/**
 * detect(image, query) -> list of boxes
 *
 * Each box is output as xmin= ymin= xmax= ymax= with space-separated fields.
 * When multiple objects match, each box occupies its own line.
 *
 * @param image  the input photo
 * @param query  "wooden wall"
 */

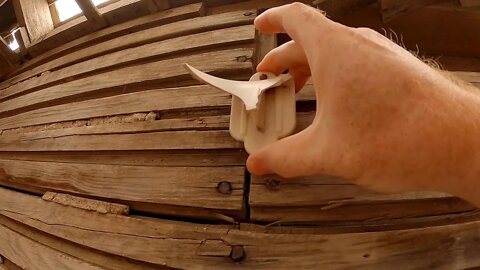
xmin=0 ymin=0 xmax=480 ymax=269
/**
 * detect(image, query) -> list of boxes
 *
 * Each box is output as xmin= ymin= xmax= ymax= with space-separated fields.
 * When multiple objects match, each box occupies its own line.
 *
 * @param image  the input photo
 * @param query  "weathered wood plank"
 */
xmin=1 ymin=3 xmax=202 ymax=87
xmin=0 ymin=130 xmax=242 ymax=151
xmin=4 ymin=9 xmax=255 ymax=88
xmin=1 ymin=187 xmax=480 ymax=269
xmin=12 ymin=0 xmax=54 ymax=43
xmin=0 ymin=48 xmax=253 ymax=116
xmin=75 ymin=0 xmax=107 ymax=29
xmin=42 ymin=191 xmax=130 ymax=215
xmin=0 ymin=150 xmax=248 ymax=167
xmin=25 ymin=0 xmax=161 ymax=58
xmin=0 ymin=215 xmax=159 ymax=270
xmin=249 ymin=174 xmax=475 ymax=222
xmin=0 ymin=224 xmax=105 ymax=270
xmin=0 ymin=159 xmax=244 ymax=210
xmin=0 ymin=25 xmax=254 ymax=101
xmin=0 ymin=85 xmax=231 ymax=131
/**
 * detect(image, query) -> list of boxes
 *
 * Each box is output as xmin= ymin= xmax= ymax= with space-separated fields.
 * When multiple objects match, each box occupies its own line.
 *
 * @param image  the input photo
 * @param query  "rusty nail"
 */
xmin=217 ymin=181 xmax=232 ymax=194
xmin=230 ymin=246 xmax=246 ymax=262
xmin=265 ymin=178 xmax=281 ymax=190
xmin=243 ymin=11 xmax=254 ymax=16
xmin=259 ymin=74 xmax=268 ymax=80
xmin=236 ymin=55 xmax=248 ymax=62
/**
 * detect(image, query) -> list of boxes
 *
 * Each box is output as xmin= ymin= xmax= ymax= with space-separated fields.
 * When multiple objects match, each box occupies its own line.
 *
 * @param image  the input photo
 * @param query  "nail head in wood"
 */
xmin=259 ymin=73 xmax=268 ymax=80
xmin=217 ymin=181 xmax=232 ymax=194
xmin=230 ymin=245 xmax=246 ymax=262
xmin=265 ymin=178 xmax=281 ymax=190
xmin=243 ymin=11 xmax=254 ymax=16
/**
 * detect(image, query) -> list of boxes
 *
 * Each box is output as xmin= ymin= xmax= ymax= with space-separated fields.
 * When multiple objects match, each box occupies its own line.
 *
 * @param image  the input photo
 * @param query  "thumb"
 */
xmin=246 ymin=126 xmax=318 ymax=178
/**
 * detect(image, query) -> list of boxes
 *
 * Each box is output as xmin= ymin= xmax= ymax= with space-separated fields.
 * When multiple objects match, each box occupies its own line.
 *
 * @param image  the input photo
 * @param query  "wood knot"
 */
xmin=265 ymin=178 xmax=281 ymax=190
xmin=230 ymin=245 xmax=246 ymax=262
xmin=259 ymin=73 xmax=268 ymax=80
xmin=217 ymin=181 xmax=232 ymax=194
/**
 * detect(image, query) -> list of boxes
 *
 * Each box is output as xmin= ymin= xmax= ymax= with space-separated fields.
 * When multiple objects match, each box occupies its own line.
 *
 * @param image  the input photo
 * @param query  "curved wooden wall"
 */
xmin=0 ymin=0 xmax=479 ymax=269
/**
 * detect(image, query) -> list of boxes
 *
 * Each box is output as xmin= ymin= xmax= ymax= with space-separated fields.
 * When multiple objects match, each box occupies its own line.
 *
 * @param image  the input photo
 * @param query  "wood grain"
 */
xmin=0 ymin=48 xmax=253 ymax=116
xmin=0 ymin=85 xmax=231 ymax=130
xmin=1 ymin=3 xmax=202 ymax=88
xmin=1 ymin=187 xmax=480 ymax=269
xmin=0 ymin=215 xmax=159 ymax=270
xmin=0 ymin=224 xmax=105 ymax=270
xmin=4 ymin=9 xmax=255 ymax=88
xmin=75 ymin=0 xmax=107 ymax=29
xmin=0 ymin=159 xmax=245 ymax=210
xmin=13 ymin=0 xmax=54 ymax=43
xmin=0 ymin=25 xmax=254 ymax=101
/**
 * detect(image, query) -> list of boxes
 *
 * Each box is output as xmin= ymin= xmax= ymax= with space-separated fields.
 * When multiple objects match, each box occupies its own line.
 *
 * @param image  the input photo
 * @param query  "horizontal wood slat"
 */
xmin=0 ymin=48 xmax=253 ymax=116
xmin=0 ymin=160 xmax=245 ymax=211
xmin=0 ymin=85 xmax=231 ymax=131
xmin=0 ymin=215 xmax=159 ymax=270
xmin=0 ymin=224 xmax=104 ymax=270
xmin=0 ymin=150 xmax=248 ymax=167
xmin=1 ymin=3 xmax=203 ymax=88
xmin=0 ymin=130 xmax=242 ymax=151
xmin=0 ymin=25 xmax=254 ymax=101
xmin=1 ymin=187 xmax=480 ymax=269
xmin=2 ymin=9 xmax=255 ymax=90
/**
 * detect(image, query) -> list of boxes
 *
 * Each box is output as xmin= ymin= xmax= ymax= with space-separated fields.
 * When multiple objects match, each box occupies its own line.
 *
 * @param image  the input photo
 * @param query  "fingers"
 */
xmin=246 ymin=126 xmax=320 ymax=178
xmin=254 ymin=3 xmax=331 ymax=49
xmin=257 ymin=40 xmax=310 ymax=91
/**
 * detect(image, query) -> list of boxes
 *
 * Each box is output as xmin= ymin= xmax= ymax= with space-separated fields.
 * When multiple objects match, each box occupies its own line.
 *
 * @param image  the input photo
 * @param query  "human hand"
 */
xmin=246 ymin=3 xmax=480 ymax=201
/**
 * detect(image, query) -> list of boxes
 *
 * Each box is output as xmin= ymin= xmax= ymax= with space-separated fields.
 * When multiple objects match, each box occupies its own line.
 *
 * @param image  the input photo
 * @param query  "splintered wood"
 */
xmin=1 ymin=0 xmax=480 ymax=269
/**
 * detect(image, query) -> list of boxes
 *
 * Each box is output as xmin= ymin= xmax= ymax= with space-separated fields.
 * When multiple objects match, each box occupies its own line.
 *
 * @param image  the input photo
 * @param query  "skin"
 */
xmin=246 ymin=3 xmax=480 ymax=207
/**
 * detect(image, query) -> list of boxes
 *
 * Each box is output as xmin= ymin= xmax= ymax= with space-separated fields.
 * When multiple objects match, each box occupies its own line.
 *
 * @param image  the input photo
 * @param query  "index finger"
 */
xmin=254 ymin=3 xmax=333 ymax=49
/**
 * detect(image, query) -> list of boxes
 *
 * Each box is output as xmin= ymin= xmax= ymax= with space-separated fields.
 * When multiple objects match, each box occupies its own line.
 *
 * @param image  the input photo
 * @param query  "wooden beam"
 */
xmin=0 ymin=224 xmax=106 ymax=270
xmin=2 ymin=187 xmax=480 ymax=269
xmin=0 ymin=37 xmax=19 ymax=67
xmin=0 ymin=160 xmax=245 ymax=213
xmin=12 ymin=0 xmax=54 ymax=43
xmin=0 ymin=85 xmax=232 ymax=131
xmin=0 ymin=149 xmax=247 ymax=168
xmin=0 ymin=215 xmax=159 ymax=270
xmin=0 ymin=47 xmax=252 ymax=117
xmin=12 ymin=27 xmax=29 ymax=59
xmin=0 ymin=130 xmax=242 ymax=151
xmin=75 ymin=0 xmax=108 ymax=29
xmin=0 ymin=25 xmax=254 ymax=102
xmin=2 ymin=9 xmax=255 ymax=90
xmin=1 ymin=3 xmax=202 ymax=88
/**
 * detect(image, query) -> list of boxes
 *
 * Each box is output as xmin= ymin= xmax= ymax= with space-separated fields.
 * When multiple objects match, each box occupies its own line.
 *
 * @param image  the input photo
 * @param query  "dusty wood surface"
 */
xmin=2 ymin=1 xmax=480 ymax=268
xmin=0 ymin=223 xmax=106 ymax=270
xmin=1 ymin=3 xmax=203 ymax=86
xmin=0 ymin=159 xmax=245 ymax=211
xmin=0 ymin=25 xmax=254 ymax=102
xmin=42 ymin=191 xmax=130 ymax=215
xmin=75 ymin=0 xmax=108 ymax=29
xmin=1 ymin=187 xmax=480 ymax=269
xmin=12 ymin=0 xmax=54 ymax=43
